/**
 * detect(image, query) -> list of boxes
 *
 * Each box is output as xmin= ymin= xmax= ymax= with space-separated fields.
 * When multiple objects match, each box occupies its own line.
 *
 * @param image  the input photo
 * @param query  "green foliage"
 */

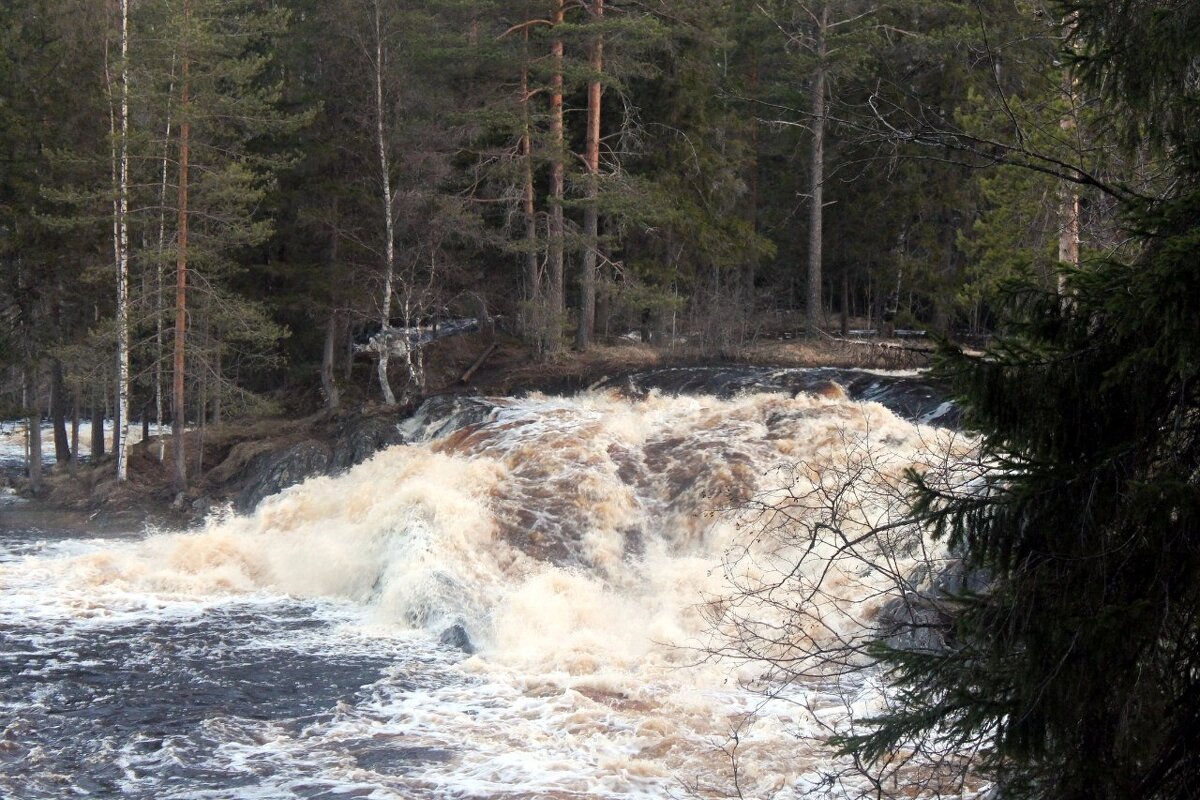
xmin=840 ymin=3 xmax=1200 ymax=796
xmin=957 ymin=164 xmax=1058 ymax=305
xmin=0 ymin=0 xmax=1170 ymax=419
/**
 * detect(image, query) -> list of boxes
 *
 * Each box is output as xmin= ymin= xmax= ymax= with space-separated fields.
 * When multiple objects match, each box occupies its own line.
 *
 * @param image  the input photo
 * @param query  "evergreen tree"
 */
xmin=147 ymin=0 xmax=302 ymax=487
xmin=839 ymin=3 xmax=1200 ymax=798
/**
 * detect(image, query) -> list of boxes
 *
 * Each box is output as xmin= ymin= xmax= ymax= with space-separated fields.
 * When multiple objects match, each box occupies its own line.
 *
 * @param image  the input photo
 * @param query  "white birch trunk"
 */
xmin=373 ymin=0 xmax=397 ymax=405
xmin=400 ymin=290 xmax=423 ymax=393
xmin=156 ymin=56 xmax=175 ymax=462
xmin=115 ymin=0 xmax=131 ymax=480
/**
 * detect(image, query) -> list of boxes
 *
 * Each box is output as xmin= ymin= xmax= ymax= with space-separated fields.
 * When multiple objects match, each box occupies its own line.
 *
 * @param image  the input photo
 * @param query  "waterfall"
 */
xmin=2 ymin=384 xmax=982 ymax=799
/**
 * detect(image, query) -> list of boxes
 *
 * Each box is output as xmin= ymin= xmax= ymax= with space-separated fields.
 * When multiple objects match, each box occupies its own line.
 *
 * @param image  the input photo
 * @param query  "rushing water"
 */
xmin=0 ymin=373 xmax=978 ymax=799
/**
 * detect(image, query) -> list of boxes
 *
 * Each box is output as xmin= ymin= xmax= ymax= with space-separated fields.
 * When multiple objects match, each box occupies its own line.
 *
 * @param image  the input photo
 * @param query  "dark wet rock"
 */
xmin=622 ymin=526 xmax=645 ymax=558
xmin=597 ymin=366 xmax=959 ymax=427
xmin=438 ymin=623 xmax=475 ymax=655
xmin=236 ymin=440 xmax=333 ymax=512
xmin=878 ymin=558 xmax=992 ymax=653
xmin=934 ymin=558 xmax=992 ymax=596
xmin=329 ymin=415 xmax=404 ymax=473
xmin=401 ymin=395 xmax=497 ymax=443
xmin=223 ymin=415 xmax=406 ymax=514
xmin=877 ymin=592 xmax=953 ymax=654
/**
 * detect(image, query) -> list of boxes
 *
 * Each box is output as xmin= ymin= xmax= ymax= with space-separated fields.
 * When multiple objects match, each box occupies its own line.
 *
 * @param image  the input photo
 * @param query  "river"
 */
xmin=0 ymin=369 xmax=979 ymax=799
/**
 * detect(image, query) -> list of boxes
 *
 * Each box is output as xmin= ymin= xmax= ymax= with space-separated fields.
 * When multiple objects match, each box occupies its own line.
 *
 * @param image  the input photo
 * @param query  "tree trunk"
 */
xmin=343 ymin=316 xmax=354 ymax=382
xmin=70 ymin=394 xmax=80 ymax=474
xmin=1057 ymin=36 xmax=1079 ymax=298
xmin=840 ymin=271 xmax=850 ymax=337
xmin=114 ymin=0 xmax=131 ymax=481
xmin=156 ymin=55 xmax=176 ymax=464
xmin=372 ymin=0 xmax=397 ymax=405
xmin=112 ymin=379 xmax=121 ymax=463
xmin=26 ymin=367 xmax=42 ymax=493
xmin=520 ymin=11 xmax=542 ymax=347
xmin=576 ymin=0 xmax=603 ymax=352
xmin=596 ymin=257 xmax=610 ymax=343
xmin=321 ymin=197 xmax=341 ymax=411
xmin=174 ymin=0 xmax=191 ymax=490
xmin=805 ymin=5 xmax=827 ymax=338
xmin=883 ymin=261 xmax=903 ymax=339
xmin=50 ymin=360 xmax=70 ymax=464
xmin=211 ymin=342 xmax=222 ymax=425
xmin=91 ymin=399 xmax=105 ymax=459
xmin=321 ymin=309 xmax=340 ymax=411
xmin=196 ymin=332 xmax=207 ymax=475
xmin=1058 ymin=191 xmax=1080 ymax=265
xmin=547 ymin=0 xmax=566 ymax=337
xmin=745 ymin=50 xmax=760 ymax=318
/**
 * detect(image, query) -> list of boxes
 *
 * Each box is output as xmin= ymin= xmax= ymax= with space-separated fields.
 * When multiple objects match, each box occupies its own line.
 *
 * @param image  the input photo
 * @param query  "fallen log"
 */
xmin=820 ymin=330 xmax=936 ymax=355
xmin=459 ymin=342 xmax=498 ymax=384
xmin=819 ymin=329 xmax=985 ymax=359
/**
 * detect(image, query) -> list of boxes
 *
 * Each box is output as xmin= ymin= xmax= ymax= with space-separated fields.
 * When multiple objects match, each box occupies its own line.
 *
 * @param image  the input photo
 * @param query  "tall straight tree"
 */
xmin=370 ymin=0 xmax=398 ymax=406
xmin=547 ymin=0 xmax=567 ymax=337
xmin=520 ymin=11 xmax=538 ymax=298
xmin=151 ymin=0 xmax=301 ymax=488
xmin=805 ymin=3 xmax=827 ymax=336
xmin=575 ymin=0 xmax=603 ymax=350
xmin=108 ymin=0 xmax=132 ymax=480
xmin=761 ymin=0 xmax=882 ymax=334
xmin=173 ymin=0 xmax=191 ymax=488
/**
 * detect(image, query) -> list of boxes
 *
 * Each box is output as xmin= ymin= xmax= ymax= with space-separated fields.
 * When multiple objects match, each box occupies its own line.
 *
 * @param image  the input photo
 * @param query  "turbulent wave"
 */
xmin=2 ymin=386 xmax=982 ymax=798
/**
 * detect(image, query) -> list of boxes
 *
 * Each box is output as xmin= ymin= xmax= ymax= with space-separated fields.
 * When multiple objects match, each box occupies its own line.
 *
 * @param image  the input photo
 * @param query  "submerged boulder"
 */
xmin=438 ymin=623 xmax=475 ymax=655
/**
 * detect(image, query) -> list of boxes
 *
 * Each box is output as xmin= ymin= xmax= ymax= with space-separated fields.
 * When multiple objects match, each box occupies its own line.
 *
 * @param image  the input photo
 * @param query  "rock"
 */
xmin=934 ymin=558 xmax=992 ymax=595
xmin=328 ymin=415 xmax=405 ymax=473
xmin=438 ymin=623 xmax=475 ymax=655
xmin=400 ymin=396 xmax=496 ymax=443
xmin=877 ymin=592 xmax=952 ymax=653
xmin=235 ymin=440 xmax=332 ymax=512
xmin=877 ymin=558 xmax=992 ymax=653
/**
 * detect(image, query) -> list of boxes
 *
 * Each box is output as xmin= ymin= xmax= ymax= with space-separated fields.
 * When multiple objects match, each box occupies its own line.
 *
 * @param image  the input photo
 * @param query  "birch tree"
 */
xmin=106 ymin=0 xmax=132 ymax=481
xmin=370 ymin=0 xmax=398 ymax=406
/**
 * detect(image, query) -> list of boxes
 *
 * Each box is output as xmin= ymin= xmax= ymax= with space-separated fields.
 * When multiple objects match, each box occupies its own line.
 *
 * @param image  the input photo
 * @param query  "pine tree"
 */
xmin=147 ymin=0 xmax=303 ymax=488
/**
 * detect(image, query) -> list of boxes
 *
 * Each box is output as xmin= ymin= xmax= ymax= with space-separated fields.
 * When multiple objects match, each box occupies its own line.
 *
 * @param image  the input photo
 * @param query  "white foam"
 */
xmin=0 ymin=390 xmax=984 ymax=798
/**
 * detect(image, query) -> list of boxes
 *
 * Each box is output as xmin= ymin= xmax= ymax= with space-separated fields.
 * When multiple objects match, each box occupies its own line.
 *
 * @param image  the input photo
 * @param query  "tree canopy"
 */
xmin=837 ymin=2 xmax=1200 ymax=797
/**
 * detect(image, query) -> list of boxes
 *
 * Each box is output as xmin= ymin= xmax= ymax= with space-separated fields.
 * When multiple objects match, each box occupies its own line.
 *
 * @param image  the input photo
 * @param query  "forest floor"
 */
xmin=6 ymin=332 xmax=935 ymax=532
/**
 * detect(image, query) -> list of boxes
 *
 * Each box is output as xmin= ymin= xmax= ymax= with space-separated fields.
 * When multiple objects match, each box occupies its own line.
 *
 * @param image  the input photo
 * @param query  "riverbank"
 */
xmin=3 ymin=335 xmax=938 ymax=531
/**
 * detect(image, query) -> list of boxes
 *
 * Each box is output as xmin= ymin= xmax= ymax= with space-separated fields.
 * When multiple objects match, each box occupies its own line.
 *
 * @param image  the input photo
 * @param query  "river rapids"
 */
xmin=0 ymin=369 xmax=982 ymax=799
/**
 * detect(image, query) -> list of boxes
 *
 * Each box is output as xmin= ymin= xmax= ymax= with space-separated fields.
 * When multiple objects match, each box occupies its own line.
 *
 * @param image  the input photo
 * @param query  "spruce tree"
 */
xmin=840 ymin=3 xmax=1200 ymax=798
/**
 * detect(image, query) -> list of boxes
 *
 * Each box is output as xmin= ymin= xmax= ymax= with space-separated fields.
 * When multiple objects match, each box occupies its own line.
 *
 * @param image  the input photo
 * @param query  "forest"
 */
xmin=3 ymin=2 xmax=1200 ymax=797
xmin=2 ymin=0 xmax=1123 ymax=486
